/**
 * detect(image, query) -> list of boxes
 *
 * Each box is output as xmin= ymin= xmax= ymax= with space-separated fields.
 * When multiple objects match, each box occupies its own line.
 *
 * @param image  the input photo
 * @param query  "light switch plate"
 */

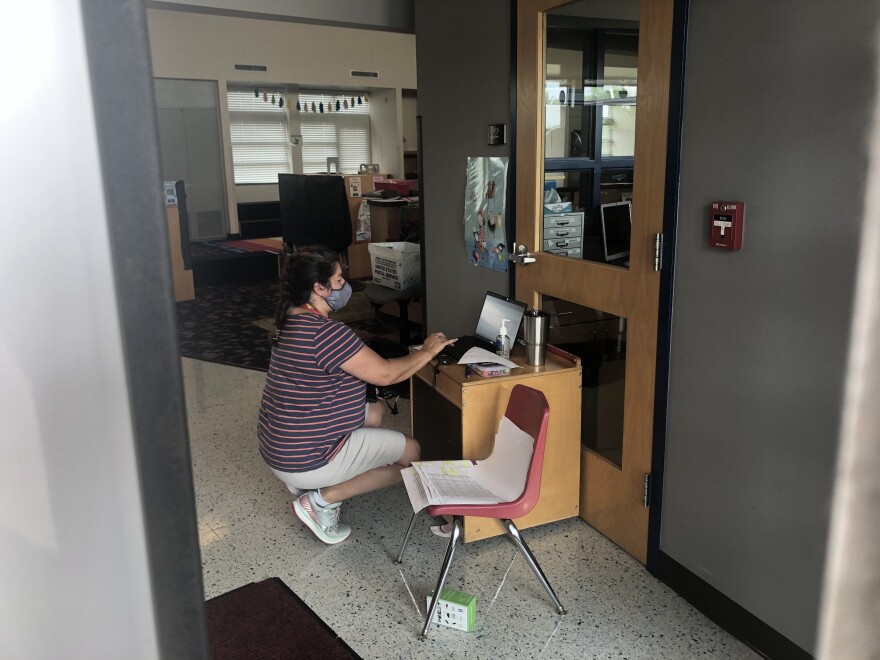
xmin=487 ymin=124 xmax=507 ymax=145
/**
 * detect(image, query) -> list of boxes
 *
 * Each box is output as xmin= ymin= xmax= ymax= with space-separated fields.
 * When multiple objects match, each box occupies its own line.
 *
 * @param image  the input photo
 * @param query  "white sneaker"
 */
xmin=292 ymin=492 xmax=351 ymax=544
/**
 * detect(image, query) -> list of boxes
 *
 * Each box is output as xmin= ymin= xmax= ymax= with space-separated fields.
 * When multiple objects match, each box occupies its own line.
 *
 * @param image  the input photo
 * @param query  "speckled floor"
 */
xmin=184 ymin=357 xmax=760 ymax=659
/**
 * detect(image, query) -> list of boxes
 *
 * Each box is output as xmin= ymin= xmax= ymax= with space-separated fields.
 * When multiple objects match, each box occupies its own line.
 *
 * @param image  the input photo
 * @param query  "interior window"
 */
xmin=227 ymin=87 xmax=291 ymax=184
xmin=297 ymin=91 xmax=371 ymax=175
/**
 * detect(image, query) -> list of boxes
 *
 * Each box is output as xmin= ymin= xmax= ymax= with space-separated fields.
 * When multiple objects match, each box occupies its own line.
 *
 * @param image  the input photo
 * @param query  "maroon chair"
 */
xmin=395 ymin=384 xmax=566 ymax=640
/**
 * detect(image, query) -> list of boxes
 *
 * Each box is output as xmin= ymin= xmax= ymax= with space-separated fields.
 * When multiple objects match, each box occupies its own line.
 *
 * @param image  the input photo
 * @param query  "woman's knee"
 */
xmin=397 ymin=437 xmax=421 ymax=466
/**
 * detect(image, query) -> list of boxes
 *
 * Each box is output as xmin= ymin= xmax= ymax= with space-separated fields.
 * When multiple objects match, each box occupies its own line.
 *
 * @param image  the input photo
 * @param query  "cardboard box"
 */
xmin=368 ymin=242 xmax=421 ymax=290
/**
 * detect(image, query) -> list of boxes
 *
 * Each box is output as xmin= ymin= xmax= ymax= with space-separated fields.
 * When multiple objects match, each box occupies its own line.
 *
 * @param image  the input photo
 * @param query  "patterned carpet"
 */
xmin=175 ymin=278 xmax=417 ymax=372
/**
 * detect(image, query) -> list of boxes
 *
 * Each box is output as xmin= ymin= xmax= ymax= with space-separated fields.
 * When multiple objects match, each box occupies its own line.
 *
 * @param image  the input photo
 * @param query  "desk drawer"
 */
xmin=543 ymin=212 xmax=584 ymax=230
xmin=543 ymin=236 xmax=582 ymax=251
xmin=546 ymin=247 xmax=583 ymax=258
xmin=544 ymin=225 xmax=582 ymax=240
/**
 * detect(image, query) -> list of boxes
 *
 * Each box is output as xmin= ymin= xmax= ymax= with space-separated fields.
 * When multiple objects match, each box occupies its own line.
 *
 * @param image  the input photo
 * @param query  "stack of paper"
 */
xmin=457 ymin=347 xmax=519 ymax=369
xmin=400 ymin=417 xmax=535 ymax=513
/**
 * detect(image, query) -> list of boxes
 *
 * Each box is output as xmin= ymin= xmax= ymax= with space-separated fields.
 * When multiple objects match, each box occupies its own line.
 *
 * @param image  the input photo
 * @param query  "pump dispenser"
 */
xmin=495 ymin=319 xmax=511 ymax=360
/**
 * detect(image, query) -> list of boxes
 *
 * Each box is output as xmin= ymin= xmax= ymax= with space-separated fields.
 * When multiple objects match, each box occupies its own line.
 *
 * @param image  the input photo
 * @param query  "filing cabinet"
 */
xmin=543 ymin=212 xmax=584 ymax=258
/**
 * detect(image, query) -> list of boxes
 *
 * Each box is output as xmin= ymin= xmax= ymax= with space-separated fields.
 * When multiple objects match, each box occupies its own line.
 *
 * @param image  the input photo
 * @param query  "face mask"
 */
xmin=325 ymin=281 xmax=352 ymax=310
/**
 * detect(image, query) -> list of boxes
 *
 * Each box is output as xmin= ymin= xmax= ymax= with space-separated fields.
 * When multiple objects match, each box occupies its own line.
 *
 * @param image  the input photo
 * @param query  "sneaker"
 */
xmin=285 ymin=484 xmax=304 ymax=498
xmin=292 ymin=492 xmax=351 ymax=544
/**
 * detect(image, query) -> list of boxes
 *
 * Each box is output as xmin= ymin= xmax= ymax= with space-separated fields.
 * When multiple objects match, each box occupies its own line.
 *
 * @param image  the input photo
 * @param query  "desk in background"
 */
xmin=166 ymin=204 xmax=194 ymax=301
xmin=410 ymin=346 xmax=582 ymax=542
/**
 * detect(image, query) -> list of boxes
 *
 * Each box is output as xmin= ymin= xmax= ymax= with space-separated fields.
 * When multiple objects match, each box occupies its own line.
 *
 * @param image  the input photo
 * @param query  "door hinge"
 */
xmin=653 ymin=233 xmax=664 ymax=272
xmin=643 ymin=473 xmax=652 ymax=508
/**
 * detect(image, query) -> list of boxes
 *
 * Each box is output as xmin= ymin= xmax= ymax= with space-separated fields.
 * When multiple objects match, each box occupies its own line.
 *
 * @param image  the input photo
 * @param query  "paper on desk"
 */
xmin=399 ymin=419 xmax=535 ymax=513
xmin=457 ymin=347 xmax=519 ymax=369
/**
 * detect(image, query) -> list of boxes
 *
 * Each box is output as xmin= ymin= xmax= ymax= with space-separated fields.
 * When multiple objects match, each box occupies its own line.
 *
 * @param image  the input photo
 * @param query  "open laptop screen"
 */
xmin=474 ymin=292 xmax=527 ymax=342
xmin=601 ymin=201 xmax=632 ymax=262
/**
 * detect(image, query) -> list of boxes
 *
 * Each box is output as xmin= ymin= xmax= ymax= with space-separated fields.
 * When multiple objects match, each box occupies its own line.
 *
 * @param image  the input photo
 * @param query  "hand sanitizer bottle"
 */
xmin=495 ymin=319 xmax=511 ymax=360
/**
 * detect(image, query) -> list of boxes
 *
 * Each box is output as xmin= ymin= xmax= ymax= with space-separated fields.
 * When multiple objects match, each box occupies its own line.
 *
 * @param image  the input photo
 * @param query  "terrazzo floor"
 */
xmin=184 ymin=357 xmax=761 ymax=660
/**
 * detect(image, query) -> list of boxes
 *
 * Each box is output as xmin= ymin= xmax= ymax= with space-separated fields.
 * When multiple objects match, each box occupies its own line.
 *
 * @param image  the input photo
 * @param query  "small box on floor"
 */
xmin=427 ymin=588 xmax=476 ymax=632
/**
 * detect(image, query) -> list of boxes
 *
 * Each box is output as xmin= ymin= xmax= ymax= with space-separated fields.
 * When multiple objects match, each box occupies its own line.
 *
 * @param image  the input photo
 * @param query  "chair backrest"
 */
xmin=426 ymin=384 xmax=550 ymax=521
xmin=497 ymin=384 xmax=550 ymax=519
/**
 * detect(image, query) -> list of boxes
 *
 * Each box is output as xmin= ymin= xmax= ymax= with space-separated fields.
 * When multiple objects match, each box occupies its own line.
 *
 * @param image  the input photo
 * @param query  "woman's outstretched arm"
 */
xmin=340 ymin=331 xmax=456 ymax=386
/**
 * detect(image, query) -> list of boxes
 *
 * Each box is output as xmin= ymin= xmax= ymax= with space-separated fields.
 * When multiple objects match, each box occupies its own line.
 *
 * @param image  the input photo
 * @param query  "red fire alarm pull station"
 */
xmin=710 ymin=201 xmax=744 ymax=251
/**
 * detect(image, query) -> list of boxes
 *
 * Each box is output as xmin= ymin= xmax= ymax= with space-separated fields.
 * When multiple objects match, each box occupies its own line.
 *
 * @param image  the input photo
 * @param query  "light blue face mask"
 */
xmin=326 ymin=281 xmax=352 ymax=310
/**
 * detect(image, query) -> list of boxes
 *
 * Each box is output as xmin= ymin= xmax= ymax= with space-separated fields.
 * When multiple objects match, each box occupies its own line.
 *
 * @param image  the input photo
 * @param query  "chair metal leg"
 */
xmin=395 ymin=511 xmax=420 ymax=564
xmin=419 ymin=517 xmax=462 ymax=641
xmin=502 ymin=519 xmax=567 ymax=615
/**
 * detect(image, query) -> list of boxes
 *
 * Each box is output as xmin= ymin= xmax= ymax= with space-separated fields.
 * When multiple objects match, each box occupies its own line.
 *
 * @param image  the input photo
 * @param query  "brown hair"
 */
xmin=272 ymin=246 xmax=340 ymax=340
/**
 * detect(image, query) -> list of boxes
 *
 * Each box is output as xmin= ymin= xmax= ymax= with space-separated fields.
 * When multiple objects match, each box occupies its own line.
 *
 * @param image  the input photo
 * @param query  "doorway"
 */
xmin=154 ymin=78 xmax=229 ymax=241
xmin=515 ymin=0 xmax=678 ymax=564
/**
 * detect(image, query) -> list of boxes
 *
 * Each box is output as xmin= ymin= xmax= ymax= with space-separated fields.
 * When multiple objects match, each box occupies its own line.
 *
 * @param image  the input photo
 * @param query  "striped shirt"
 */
xmin=258 ymin=311 xmax=366 ymax=472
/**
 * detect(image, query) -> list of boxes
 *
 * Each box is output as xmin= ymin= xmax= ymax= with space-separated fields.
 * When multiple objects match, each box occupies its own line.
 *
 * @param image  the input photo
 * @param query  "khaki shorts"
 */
xmin=271 ymin=425 xmax=406 ymax=492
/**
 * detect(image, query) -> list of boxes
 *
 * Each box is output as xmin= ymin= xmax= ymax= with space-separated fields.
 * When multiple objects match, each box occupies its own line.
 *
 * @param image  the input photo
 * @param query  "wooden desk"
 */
xmin=410 ymin=347 xmax=582 ymax=542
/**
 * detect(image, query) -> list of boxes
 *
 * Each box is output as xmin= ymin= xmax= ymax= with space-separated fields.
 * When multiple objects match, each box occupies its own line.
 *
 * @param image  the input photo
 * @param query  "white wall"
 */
xmin=369 ymin=88 xmax=404 ymax=176
xmin=402 ymin=95 xmax=418 ymax=152
xmin=1 ymin=1 xmax=158 ymax=657
xmin=146 ymin=8 xmax=417 ymax=232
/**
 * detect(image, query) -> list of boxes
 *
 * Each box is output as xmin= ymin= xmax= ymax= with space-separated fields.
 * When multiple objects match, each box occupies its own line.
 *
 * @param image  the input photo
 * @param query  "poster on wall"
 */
xmin=463 ymin=156 xmax=508 ymax=272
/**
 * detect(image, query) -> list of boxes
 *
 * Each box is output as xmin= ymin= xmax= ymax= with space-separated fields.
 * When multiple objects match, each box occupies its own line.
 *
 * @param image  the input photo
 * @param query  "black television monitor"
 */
xmin=600 ymin=201 xmax=632 ymax=263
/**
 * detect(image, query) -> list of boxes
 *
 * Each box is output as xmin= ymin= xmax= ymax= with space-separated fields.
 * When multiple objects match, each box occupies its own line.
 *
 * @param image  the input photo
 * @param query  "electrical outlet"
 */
xmin=426 ymin=588 xmax=476 ymax=632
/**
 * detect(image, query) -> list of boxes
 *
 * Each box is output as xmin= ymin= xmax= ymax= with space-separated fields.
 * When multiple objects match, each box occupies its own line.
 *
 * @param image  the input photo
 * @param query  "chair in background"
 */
xmin=364 ymin=282 xmax=420 ymax=348
xmin=394 ymin=384 xmax=566 ymax=640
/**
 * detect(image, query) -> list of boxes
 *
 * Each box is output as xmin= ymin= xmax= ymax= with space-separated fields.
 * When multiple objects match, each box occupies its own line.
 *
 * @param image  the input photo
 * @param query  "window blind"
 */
xmin=298 ymin=92 xmax=370 ymax=174
xmin=227 ymin=88 xmax=290 ymax=184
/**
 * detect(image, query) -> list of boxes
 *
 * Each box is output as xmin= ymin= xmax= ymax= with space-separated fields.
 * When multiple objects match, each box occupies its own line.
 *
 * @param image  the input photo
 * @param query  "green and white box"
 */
xmin=426 ymin=588 xmax=476 ymax=632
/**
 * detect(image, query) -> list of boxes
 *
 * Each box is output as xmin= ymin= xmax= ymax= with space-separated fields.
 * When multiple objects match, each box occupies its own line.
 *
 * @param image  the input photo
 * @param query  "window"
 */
xmin=298 ymin=91 xmax=371 ymax=174
xmin=227 ymin=88 xmax=290 ymax=184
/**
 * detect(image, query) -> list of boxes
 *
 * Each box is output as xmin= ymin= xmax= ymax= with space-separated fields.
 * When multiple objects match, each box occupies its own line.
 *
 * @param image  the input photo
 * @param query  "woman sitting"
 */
xmin=258 ymin=246 xmax=455 ymax=544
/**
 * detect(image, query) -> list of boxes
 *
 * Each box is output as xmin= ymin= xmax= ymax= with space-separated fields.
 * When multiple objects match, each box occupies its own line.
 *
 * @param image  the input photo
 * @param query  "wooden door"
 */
xmin=515 ymin=0 xmax=674 ymax=563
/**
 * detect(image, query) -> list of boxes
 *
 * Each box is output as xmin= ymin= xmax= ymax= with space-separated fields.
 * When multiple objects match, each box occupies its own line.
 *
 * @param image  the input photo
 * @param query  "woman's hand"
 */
xmin=421 ymin=332 xmax=457 ymax=357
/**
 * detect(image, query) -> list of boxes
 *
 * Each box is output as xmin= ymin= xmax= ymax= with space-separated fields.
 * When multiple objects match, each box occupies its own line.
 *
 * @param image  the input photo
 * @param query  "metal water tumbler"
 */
xmin=523 ymin=309 xmax=550 ymax=366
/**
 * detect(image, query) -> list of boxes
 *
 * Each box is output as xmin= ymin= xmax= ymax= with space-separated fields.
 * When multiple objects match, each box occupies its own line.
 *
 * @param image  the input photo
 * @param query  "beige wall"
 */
xmin=146 ymin=9 xmax=416 ymax=233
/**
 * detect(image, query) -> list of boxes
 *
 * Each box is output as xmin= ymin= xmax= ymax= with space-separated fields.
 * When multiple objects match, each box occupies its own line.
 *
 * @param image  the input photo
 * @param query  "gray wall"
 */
xmin=415 ymin=0 xmax=512 ymax=337
xmin=661 ymin=0 xmax=878 ymax=653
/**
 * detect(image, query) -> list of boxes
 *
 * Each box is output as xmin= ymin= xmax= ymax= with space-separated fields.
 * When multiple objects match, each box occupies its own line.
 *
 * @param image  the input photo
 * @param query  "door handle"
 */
xmin=509 ymin=243 xmax=536 ymax=265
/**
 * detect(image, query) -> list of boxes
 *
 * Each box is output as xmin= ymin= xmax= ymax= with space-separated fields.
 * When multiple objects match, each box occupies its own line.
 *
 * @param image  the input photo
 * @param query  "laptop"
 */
xmin=442 ymin=291 xmax=528 ymax=361
xmin=600 ymin=201 xmax=632 ymax=265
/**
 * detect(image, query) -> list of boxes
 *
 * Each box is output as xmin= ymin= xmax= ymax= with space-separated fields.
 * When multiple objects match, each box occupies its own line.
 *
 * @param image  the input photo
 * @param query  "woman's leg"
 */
xmin=364 ymin=401 xmax=385 ymax=428
xmin=320 ymin=437 xmax=419 ymax=503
